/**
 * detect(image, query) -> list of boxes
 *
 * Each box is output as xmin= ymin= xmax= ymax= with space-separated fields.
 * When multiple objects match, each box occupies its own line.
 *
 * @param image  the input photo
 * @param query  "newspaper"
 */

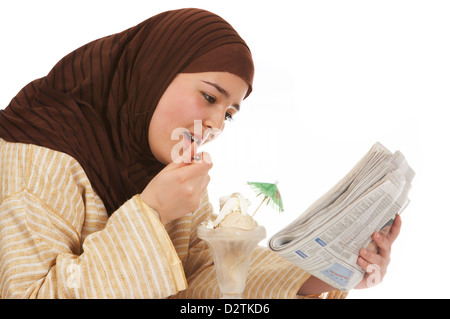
xmin=268 ymin=142 xmax=415 ymax=292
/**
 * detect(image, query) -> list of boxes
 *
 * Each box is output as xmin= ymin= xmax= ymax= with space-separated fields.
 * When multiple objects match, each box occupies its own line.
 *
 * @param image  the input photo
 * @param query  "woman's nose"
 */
xmin=204 ymin=105 xmax=226 ymax=130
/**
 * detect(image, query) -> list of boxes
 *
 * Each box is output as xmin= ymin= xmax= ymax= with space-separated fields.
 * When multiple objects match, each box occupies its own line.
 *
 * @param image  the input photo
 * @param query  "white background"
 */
xmin=1 ymin=0 xmax=449 ymax=299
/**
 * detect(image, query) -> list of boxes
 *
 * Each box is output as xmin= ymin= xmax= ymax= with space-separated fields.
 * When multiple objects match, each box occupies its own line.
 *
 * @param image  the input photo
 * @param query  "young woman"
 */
xmin=0 ymin=8 xmax=400 ymax=298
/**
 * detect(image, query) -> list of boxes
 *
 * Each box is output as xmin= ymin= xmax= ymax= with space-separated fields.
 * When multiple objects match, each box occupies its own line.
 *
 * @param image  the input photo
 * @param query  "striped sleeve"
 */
xmin=60 ymin=194 xmax=187 ymax=298
xmin=0 ymin=140 xmax=186 ymax=298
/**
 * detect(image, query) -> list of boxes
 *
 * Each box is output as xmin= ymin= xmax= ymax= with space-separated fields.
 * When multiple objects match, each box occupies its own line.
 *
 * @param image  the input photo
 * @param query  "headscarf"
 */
xmin=0 ymin=8 xmax=254 ymax=215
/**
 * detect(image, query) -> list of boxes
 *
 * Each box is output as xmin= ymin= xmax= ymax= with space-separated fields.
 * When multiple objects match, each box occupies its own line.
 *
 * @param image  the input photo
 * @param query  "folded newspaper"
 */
xmin=268 ymin=142 xmax=415 ymax=292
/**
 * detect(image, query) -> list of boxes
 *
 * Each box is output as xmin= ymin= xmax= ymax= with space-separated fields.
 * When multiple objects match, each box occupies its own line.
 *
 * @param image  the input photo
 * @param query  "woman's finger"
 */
xmin=359 ymin=248 xmax=382 ymax=269
xmin=387 ymin=214 xmax=402 ymax=242
xmin=365 ymin=240 xmax=378 ymax=254
xmin=372 ymin=232 xmax=391 ymax=258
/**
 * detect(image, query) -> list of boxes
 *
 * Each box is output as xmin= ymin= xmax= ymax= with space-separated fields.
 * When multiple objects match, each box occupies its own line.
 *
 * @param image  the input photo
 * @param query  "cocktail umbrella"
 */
xmin=247 ymin=181 xmax=284 ymax=217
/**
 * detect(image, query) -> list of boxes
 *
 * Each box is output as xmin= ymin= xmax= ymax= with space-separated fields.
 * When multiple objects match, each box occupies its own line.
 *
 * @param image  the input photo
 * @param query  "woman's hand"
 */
xmin=140 ymin=148 xmax=213 ymax=225
xmin=298 ymin=214 xmax=402 ymax=295
xmin=355 ymin=214 xmax=402 ymax=289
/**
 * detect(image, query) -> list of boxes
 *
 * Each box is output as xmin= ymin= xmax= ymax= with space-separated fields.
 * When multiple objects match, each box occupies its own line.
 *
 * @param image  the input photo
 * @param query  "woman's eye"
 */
xmin=225 ymin=112 xmax=233 ymax=122
xmin=202 ymin=93 xmax=216 ymax=104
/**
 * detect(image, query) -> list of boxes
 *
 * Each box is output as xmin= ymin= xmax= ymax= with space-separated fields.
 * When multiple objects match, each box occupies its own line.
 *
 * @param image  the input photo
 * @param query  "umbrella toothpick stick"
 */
xmin=251 ymin=196 xmax=268 ymax=217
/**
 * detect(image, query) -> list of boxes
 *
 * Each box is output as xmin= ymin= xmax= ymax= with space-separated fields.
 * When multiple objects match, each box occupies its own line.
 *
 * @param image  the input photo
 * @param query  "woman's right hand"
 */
xmin=140 ymin=150 xmax=213 ymax=225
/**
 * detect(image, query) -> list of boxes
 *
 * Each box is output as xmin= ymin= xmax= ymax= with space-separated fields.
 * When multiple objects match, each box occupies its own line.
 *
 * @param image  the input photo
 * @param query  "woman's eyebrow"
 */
xmin=201 ymin=80 xmax=240 ymax=110
xmin=201 ymin=80 xmax=229 ymax=98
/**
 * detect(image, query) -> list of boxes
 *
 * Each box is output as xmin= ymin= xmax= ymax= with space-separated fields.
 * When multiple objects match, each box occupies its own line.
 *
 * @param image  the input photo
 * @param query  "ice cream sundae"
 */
xmin=198 ymin=193 xmax=266 ymax=299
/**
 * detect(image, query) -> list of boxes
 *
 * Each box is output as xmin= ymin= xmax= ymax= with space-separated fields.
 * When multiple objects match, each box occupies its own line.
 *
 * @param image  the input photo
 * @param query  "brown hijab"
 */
xmin=0 ymin=8 xmax=254 ymax=215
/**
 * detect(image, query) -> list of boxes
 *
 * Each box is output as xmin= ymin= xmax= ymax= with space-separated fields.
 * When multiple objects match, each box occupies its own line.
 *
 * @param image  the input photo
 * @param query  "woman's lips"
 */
xmin=183 ymin=131 xmax=202 ymax=147
xmin=191 ymin=133 xmax=203 ymax=145
xmin=184 ymin=129 xmax=221 ymax=147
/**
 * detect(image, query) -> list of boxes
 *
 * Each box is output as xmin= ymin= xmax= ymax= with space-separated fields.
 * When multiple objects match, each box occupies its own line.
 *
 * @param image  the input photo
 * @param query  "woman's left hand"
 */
xmin=355 ymin=214 xmax=402 ymax=289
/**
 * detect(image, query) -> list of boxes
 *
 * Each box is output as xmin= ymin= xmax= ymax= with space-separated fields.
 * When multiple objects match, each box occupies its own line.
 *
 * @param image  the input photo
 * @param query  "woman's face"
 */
xmin=148 ymin=72 xmax=248 ymax=164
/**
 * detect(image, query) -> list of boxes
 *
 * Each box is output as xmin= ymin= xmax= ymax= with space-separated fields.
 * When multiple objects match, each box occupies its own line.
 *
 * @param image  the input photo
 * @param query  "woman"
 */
xmin=0 ymin=8 xmax=399 ymax=298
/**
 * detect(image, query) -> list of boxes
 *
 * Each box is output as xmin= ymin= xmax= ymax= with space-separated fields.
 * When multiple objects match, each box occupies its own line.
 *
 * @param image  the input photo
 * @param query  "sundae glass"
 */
xmin=197 ymin=193 xmax=266 ymax=299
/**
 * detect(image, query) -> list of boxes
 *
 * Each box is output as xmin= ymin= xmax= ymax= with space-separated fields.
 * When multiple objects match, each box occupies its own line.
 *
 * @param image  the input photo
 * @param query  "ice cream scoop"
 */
xmin=206 ymin=192 xmax=256 ymax=230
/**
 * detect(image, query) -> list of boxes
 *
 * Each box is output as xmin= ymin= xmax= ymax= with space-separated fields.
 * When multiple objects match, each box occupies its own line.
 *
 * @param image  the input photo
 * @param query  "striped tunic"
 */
xmin=0 ymin=138 xmax=346 ymax=299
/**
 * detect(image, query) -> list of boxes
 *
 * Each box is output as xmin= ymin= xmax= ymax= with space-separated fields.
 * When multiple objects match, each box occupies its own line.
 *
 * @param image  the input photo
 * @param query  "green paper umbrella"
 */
xmin=247 ymin=181 xmax=284 ymax=217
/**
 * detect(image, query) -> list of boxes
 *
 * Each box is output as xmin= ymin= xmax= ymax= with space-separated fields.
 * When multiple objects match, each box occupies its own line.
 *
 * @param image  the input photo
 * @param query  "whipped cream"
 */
xmin=201 ymin=192 xmax=256 ymax=230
